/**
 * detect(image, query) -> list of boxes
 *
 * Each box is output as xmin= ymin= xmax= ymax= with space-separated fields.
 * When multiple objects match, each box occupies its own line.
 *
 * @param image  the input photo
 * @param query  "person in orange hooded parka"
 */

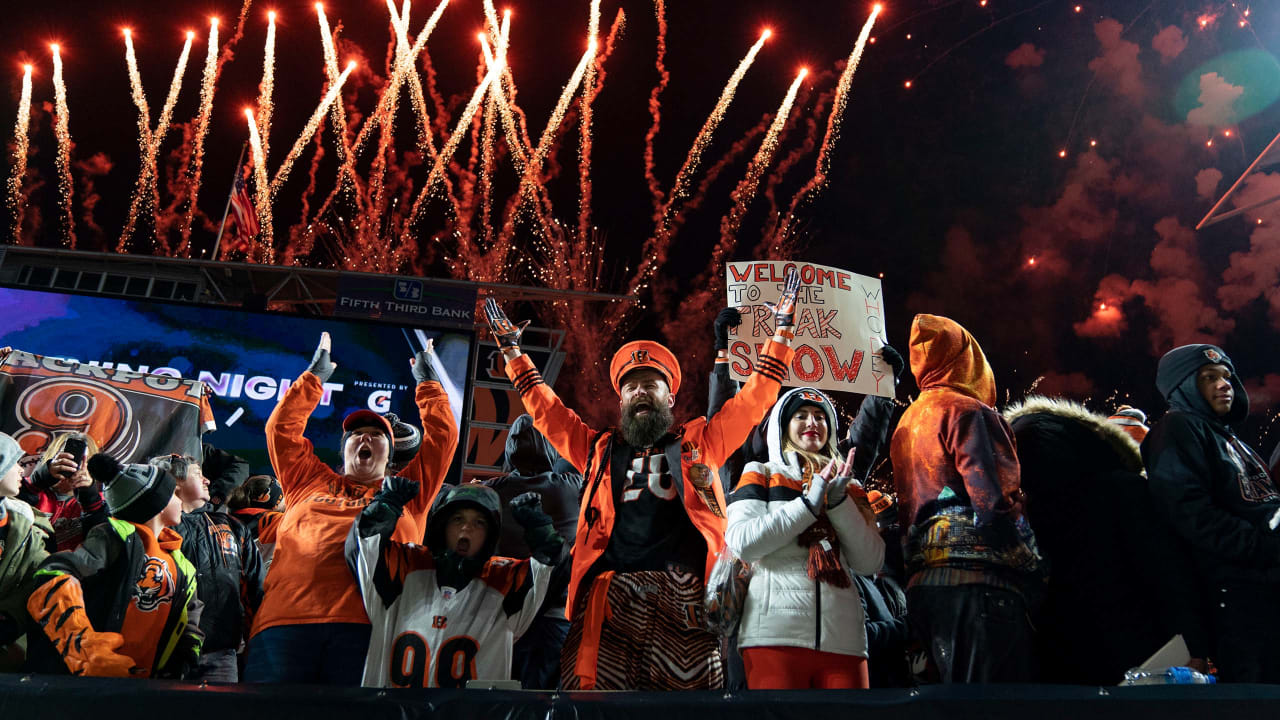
xmin=889 ymin=314 xmax=1043 ymax=683
xmin=482 ymin=274 xmax=799 ymax=691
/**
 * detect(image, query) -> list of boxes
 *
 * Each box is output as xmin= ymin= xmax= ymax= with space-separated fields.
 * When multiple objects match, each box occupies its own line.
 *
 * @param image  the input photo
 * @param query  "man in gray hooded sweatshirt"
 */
xmin=1143 ymin=343 xmax=1280 ymax=682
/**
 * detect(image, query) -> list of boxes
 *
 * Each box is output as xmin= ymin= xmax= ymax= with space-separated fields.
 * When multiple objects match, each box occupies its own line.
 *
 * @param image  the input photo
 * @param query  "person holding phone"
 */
xmin=21 ymin=432 xmax=108 ymax=552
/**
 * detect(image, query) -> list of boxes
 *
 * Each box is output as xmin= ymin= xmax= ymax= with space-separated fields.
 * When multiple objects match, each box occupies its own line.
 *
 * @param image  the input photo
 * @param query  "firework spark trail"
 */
xmin=401 ymin=41 xmax=501 ymax=239
xmin=272 ymin=61 xmax=356 ymax=193
xmin=643 ymin=0 xmax=669 ymax=216
xmin=256 ymin=11 xmax=278 ymax=163
xmin=511 ymin=39 xmax=595 ymax=219
xmin=178 ymin=18 xmax=221 ymax=255
xmin=123 ymin=31 xmax=153 ymax=149
xmin=9 ymin=64 xmax=33 ymax=242
xmin=352 ymin=0 xmax=449 ymax=156
xmin=482 ymin=6 xmax=528 ymax=173
xmin=577 ymin=0 xmax=602 ymax=239
xmin=119 ymin=31 xmax=194 ymax=253
xmin=480 ymin=93 xmax=497 ymax=247
xmin=660 ymin=30 xmax=769 ymax=229
xmin=716 ymin=68 xmax=806 ymax=261
xmin=51 ymin=44 xmax=76 ymax=247
xmin=762 ymin=81 xmax=834 ymax=240
xmin=776 ymin=5 xmax=879 ymax=245
xmin=244 ymin=109 xmax=274 ymax=262
xmin=316 ymin=3 xmax=360 ymax=197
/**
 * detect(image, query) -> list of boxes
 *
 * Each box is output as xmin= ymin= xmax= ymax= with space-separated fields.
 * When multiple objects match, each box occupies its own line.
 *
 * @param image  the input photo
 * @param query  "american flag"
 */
xmin=226 ymin=167 xmax=259 ymax=253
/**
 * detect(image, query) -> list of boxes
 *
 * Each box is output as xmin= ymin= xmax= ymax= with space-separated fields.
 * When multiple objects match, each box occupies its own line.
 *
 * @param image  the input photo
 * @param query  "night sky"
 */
xmin=4 ymin=0 xmax=1280 ymax=450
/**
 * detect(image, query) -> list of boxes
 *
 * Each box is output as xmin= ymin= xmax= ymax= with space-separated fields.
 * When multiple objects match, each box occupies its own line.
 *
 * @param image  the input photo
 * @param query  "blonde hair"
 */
xmin=782 ymin=440 xmax=840 ymax=476
xmin=39 ymin=432 xmax=100 ymax=463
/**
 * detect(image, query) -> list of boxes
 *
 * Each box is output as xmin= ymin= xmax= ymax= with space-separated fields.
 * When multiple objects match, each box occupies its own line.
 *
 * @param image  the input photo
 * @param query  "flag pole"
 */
xmin=212 ymin=142 xmax=249 ymax=260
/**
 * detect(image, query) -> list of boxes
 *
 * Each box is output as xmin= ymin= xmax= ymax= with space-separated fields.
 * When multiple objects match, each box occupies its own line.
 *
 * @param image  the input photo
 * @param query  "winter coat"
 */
xmin=725 ymin=388 xmax=885 ymax=657
xmin=484 ymin=414 xmax=583 ymax=561
xmin=505 ymin=338 xmax=795 ymax=617
xmin=252 ymin=371 xmax=458 ymax=636
xmin=0 ymin=498 xmax=51 ymax=646
xmin=853 ymin=573 xmax=911 ymax=688
xmin=1144 ymin=344 xmax=1280 ymax=590
xmin=27 ymin=518 xmax=203 ymax=678
xmin=175 ymin=505 xmax=265 ymax=653
xmin=1007 ymin=396 xmax=1208 ymax=681
xmin=889 ymin=315 xmax=1041 ymax=592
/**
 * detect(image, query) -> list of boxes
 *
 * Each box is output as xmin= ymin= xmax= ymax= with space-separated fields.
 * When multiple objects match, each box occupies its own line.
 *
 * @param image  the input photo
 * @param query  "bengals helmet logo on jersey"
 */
xmin=133 ymin=556 xmax=176 ymax=612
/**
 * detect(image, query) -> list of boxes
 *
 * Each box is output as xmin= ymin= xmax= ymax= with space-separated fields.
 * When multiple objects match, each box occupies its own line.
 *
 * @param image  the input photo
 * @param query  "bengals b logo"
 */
xmin=133 ymin=556 xmax=176 ymax=612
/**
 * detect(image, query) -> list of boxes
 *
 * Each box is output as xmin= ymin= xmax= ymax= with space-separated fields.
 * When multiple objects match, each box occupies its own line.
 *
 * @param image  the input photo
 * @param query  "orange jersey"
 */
xmin=506 ymin=338 xmax=794 ymax=617
xmin=251 ymin=372 xmax=458 ymax=635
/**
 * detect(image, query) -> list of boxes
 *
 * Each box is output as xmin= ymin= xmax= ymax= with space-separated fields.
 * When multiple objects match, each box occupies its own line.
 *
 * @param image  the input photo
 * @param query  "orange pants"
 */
xmin=741 ymin=646 xmax=869 ymax=689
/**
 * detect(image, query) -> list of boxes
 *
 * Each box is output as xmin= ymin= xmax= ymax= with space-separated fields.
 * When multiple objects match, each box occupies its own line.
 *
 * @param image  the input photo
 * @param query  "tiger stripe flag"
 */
xmin=0 ymin=348 xmax=216 ymax=462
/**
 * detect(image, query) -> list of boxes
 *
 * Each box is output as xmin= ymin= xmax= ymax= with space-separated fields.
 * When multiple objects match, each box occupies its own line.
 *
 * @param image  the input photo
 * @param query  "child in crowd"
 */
xmin=346 ymin=480 xmax=566 ymax=688
xmin=25 ymin=453 xmax=203 ymax=678
xmin=0 ymin=432 xmax=51 ymax=671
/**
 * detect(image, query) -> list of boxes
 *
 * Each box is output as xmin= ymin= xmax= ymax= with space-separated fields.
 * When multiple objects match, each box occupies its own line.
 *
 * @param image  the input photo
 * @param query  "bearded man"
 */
xmin=482 ymin=271 xmax=799 ymax=690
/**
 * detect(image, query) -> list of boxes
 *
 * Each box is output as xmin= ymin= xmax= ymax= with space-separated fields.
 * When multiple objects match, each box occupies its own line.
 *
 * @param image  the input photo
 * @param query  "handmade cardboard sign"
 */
xmin=725 ymin=260 xmax=892 ymax=397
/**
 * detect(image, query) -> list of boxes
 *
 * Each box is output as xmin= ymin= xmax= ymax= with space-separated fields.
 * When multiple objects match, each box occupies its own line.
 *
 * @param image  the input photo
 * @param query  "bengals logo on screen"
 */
xmin=133 ymin=556 xmax=176 ymax=613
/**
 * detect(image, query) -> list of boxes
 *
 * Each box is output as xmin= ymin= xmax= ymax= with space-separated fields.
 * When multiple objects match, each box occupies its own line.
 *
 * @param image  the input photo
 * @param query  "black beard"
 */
xmin=619 ymin=399 xmax=675 ymax=447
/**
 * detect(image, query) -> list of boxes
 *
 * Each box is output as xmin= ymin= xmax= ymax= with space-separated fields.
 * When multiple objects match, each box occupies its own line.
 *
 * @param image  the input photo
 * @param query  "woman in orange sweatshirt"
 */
xmin=243 ymin=332 xmax=458 ymax=685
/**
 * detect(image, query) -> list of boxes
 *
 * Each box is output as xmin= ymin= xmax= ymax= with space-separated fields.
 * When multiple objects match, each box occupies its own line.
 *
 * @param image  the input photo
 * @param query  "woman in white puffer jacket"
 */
xmin=725 ymin=387 xmax=885 ymax=689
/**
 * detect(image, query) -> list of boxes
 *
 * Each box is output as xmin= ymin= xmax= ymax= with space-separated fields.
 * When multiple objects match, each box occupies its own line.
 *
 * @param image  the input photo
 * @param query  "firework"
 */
xmin=119 ymin=31 xmax=195 ymax=251
xmin=661 ymin=29 xmax=770 ymax=228
xmin=179 ymin=18 xmax=221 ymax=253
xmin=123 ymin=30 xmax=152 ymax=148
xmin=519 ymin=39 xmax=596 ymax=201
xmin=272 ymin=61 xmax=356 ymax=194
xmin=315 ymin=4 xmax=355 ymax=169
xmin=719 ymin=68 xmax=807 ymax=248
xmin=402 ymin=36 xmax=502 ymax=234
xmin=643 ymin=0 xmax=669 ymax=215
xmin=244 ymin=108 xmax=274 ymax=262
xmin=51 ymin=44 xmax=75 ymax=247
xmin=9 ymin=64 xmax=33 ymax=242
xmin=256 ymin=11 xmax=278 ymax=163
xmin=578 ymin=0 xmax=602 ymax=238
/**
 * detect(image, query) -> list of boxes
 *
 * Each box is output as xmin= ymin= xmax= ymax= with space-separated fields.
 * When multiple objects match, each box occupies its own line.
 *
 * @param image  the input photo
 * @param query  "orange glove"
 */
xmin=27 ymin=574 xmax=136 ymax=677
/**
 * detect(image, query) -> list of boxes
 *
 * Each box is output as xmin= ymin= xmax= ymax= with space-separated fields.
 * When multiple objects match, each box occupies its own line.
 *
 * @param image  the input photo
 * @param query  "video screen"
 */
xmin=0 ymin=286 xmax=472 ymax=477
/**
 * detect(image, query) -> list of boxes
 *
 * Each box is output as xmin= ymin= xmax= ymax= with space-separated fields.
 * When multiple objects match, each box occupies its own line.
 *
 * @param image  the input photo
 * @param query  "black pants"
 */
xmin=907 ymin=584 xmax=1034 ymax=683
xmin=512 ymin=614 xmax=570 ymax=690
xmin=1213 ymin=582 xmax=1280 ymax=683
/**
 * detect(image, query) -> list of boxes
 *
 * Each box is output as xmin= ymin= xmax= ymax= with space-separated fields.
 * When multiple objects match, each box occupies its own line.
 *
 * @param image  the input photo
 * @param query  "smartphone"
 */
xmin=63 ymin=437 xmax=88 ymax=466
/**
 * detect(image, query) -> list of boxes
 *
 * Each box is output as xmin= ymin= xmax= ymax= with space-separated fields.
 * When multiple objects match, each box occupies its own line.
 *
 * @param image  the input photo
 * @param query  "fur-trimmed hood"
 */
xmin=1004 ymin=396 xmax=1143 ymax=474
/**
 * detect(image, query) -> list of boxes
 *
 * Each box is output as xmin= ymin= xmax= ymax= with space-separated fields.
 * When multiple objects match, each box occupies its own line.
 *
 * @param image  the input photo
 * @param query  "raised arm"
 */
xmin=698 ymin=270 xmax=802 ymax=467
xmin=398 ymin=340 xmax=461 ymax=530
xmin=345 ymin=477 xmax=431 ymax=613
xmin=484 ymin=298 xmax=599 ymax=472
xmin=266 ymin=333 xmax=340 ymax=505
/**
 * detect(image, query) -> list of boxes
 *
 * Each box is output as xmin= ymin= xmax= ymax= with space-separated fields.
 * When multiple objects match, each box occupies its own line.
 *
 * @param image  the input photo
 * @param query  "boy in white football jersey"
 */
xmin=345 ymin=479 xmax=566 ymax=688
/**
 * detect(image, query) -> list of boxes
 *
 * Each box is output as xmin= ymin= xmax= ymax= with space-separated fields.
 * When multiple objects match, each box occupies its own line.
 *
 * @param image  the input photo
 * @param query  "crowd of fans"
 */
xmin=2 ymin=270 xmax=1278 ymax=690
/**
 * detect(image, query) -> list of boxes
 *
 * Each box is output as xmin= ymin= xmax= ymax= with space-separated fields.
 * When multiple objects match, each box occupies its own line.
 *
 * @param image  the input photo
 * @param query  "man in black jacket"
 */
xmin=153 ymin=452 xmax=265 ymax=683
xmin=1144 ymin=344 xmax=1280 ymax=683
xmin=482 ymin=415 xmax=582 ymax=689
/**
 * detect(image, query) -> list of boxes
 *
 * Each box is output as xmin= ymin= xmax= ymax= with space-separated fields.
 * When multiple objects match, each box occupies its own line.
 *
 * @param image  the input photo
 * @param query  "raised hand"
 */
xmin=764 ymin=268 xmax=802 ymax=329
xmin=825 ymin=447 xmax=859 ymax=507
xmin=410 ymin=338 xmax=438 ymax=384
xmin=307 ymin=332 xmax=337 ymax=382
xmin=374 ymin=476 xmax=419 ymax=509
xmin=878 ymin=343 xmax=905 ymax=380
xmin=510 ymin=491 xmax=552 ymax=529
xmin=483 ymin=298 xmax=530 ymax=349
xmin=713 ymin=307 xmax=742 ymax=351
xmin=803 ymin=466 xmax=830 ymax=517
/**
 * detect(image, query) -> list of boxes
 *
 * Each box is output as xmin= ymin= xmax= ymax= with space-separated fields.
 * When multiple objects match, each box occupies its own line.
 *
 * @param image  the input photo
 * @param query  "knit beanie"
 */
xmin=88 ymin=453 xmax=176 ymax=524
xmin=1107 ymin=405 xmax=1150 ymax=444
xmin=384 ymin=412 xmax=422 ymax=466
xmin=0 ymin=432 xmax=22 ymax=478
xmin=245 ymin=475 xmax=283 ymax=510
xmin=780 ymin=388 xmax=835 ymax=430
